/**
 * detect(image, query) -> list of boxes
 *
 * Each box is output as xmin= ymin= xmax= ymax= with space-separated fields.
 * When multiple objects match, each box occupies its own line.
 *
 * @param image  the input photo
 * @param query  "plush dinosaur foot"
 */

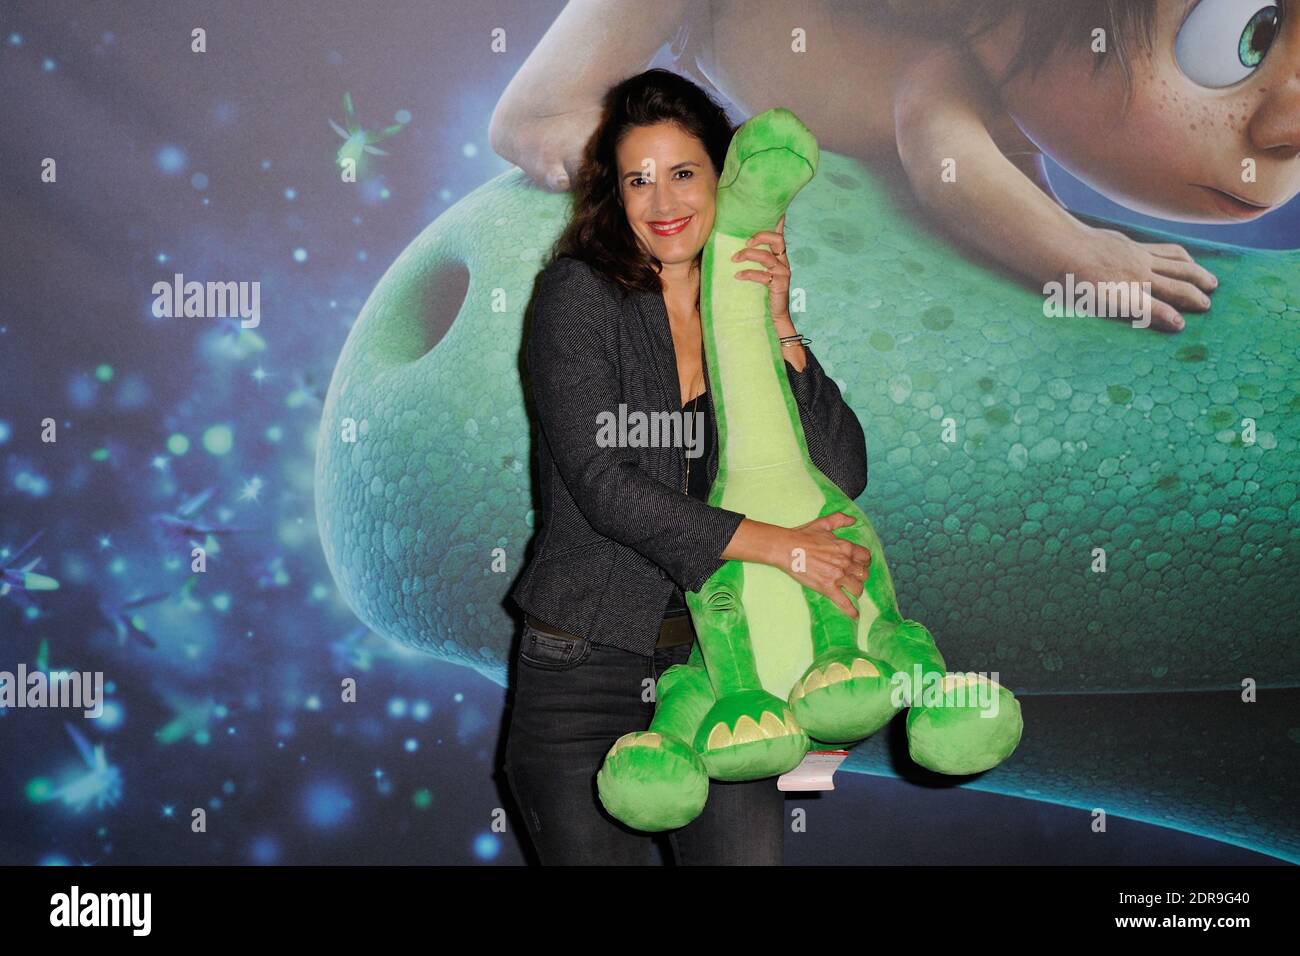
xmin=789 ymin=649 xmax=901 ymax=744
xmin=596 ymin=730 xmax=710 ymax=832
xmin=870 ymin=619 xmax=946 ymax=697
xmin=905 ymin=673 xmax=1025 ymax=775
xmin=694 ymin=689 xmax=809 ymax=781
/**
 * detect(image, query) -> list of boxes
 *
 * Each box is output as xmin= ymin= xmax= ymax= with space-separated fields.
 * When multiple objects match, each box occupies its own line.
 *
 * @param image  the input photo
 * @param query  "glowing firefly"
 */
xmin=330 ymin=92 xmax=407 ymax=172
xmin=0 ymin=530 xmax=59 ymax=610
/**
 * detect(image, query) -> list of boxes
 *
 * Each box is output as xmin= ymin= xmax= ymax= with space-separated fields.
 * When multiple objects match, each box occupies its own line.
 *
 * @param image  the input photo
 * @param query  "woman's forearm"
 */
xmin=772 ymin=313 xmax=807 ymax=371
xmin=719 ymin=517 xmax=789 ymax=569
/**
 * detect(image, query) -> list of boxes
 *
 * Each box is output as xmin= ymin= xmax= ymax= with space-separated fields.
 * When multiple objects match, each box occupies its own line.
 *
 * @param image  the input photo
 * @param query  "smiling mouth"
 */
xmin=648 ymin=215 xmax=692 ymax=236
xmin=1194 ymin=184 xmax=1273 ymax=220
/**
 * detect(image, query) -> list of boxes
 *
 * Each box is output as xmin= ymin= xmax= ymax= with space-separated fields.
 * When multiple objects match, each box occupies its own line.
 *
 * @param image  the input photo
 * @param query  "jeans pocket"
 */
xmin=517 ymin=623 xmax=594 ymax=671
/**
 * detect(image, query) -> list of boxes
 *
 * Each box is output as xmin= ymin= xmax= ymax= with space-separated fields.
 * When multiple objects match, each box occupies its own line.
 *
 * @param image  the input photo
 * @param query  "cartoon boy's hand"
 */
xmin=1073 ymin=225 xmax=1219 ymax=332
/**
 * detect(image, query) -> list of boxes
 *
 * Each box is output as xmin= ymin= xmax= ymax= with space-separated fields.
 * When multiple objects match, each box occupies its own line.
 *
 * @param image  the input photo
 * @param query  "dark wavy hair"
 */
xmin=546 ymin=68 xmax=735 ymax=300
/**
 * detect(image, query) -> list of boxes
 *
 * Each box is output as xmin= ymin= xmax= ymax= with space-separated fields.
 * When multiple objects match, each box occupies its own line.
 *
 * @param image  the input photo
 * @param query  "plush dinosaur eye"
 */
xmin=1176 ymin=0 xmax=1281 ymax=88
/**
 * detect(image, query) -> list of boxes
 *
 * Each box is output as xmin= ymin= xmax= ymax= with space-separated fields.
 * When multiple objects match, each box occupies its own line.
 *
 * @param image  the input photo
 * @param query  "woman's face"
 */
xmin=615 ymin=121 xmax=717 ymax=269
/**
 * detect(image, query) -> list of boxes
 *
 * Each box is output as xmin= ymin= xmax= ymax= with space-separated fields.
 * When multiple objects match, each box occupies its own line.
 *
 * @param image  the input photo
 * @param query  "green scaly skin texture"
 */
xmin=595 ymin=109 xmax=1023 ymax=831
xmin=316 ymin=119 xmax=1300 ymax=852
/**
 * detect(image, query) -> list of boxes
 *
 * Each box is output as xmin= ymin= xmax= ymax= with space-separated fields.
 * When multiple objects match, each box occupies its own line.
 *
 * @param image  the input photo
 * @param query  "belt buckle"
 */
xmin=656 ymin=614 xmax=694 ymax=649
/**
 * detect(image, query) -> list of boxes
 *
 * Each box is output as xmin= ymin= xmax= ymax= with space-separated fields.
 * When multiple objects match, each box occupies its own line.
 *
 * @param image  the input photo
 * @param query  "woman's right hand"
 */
xmin=772 ymin=513 xmax=871 ymax=619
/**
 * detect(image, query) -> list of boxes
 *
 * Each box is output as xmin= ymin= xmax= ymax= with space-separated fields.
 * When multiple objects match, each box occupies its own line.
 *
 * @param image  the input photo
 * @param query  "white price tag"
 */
xmin=776 ymin=749 xmax=850 ymax=791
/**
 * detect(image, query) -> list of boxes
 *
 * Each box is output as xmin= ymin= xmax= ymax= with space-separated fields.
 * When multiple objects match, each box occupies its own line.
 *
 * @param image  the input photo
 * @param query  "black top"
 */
xmin=664 ymin=387 xmax=713 ymax=618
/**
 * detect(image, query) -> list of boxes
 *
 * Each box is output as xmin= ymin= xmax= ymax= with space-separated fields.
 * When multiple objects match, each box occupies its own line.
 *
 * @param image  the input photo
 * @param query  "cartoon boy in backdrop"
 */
xmin=490 ymin=0 xmax=1300 ymax=332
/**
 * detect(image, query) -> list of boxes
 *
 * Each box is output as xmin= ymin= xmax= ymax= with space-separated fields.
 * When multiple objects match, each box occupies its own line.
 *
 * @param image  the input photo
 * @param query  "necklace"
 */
xmin=683 ymin=338 xmax=705 ymax=494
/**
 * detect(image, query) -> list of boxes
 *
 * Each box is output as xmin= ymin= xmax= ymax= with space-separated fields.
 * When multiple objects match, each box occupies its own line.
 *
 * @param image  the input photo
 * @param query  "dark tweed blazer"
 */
xmin=510 ymin=255 xmax=868 ymax=657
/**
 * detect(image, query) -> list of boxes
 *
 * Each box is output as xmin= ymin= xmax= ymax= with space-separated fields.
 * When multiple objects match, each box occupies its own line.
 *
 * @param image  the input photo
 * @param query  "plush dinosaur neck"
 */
xmin=700 ymin=111 xmax=819 ymax=481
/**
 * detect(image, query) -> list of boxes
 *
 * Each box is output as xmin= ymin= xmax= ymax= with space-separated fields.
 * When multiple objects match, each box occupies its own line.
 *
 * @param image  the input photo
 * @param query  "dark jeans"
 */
xmin=503 ymin=622 xmax=786 ymax=865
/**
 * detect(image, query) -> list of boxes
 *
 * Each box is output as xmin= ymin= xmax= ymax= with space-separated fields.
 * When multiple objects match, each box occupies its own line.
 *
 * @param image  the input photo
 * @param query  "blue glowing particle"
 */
xmin=191 ymin=172 xmax=208 ymax=190
xmin=403 ymin=738 xmax=418 ymax=753
xmin=293 ymin=247 xmax=307 ymax=263
xmin=42 ymin=58 xmax=56 ymax=72
xmin=387 ymin=697 xmax=408 ymax=718
xmin=302 ymin=780 xmax=354 ymax=828
xmin=284 ymin=186 xmax=296 ymax=200
xmin=8 ymin=33 xmax=22 ymax=47
xmin=96 ymin=700 xmax=124 ymax=730
xmin=248 ymin=835 xmax=280 ymax=865
xmin=156 ymin=145 xmax=187 ymax=174
xmin=394 ymin=109 xmax=412 ymax=124
xmin=474 ymin=833 xmax=501 ymax=861
xmin=12 ymin=468 xmax=50 ymax=497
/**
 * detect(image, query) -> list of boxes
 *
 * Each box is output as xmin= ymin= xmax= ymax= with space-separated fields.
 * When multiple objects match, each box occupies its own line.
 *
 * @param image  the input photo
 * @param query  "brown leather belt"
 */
xmin=526 ymin=612 xmax=694 ymax=649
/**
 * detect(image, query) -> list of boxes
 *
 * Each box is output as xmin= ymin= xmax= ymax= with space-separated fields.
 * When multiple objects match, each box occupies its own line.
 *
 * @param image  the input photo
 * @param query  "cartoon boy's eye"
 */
xmin=1176 ymin=0 xmax=1281 ymax=88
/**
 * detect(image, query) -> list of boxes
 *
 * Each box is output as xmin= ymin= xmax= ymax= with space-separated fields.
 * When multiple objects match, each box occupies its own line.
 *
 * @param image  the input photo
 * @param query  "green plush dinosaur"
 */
xmin=595 ymin=109 xmax=1023 ymax=833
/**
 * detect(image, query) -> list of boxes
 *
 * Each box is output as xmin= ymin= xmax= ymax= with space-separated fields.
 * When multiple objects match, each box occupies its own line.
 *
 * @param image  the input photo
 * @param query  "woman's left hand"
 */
xmin=730 ymin=215 xmax=806 ymax=369
xmin=731 ymin=214 xmax=791 ymax=323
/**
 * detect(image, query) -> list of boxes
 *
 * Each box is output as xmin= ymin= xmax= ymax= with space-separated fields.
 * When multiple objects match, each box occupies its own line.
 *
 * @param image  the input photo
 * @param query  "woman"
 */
xmin=504 ymin=69 xmax=872 ymax=865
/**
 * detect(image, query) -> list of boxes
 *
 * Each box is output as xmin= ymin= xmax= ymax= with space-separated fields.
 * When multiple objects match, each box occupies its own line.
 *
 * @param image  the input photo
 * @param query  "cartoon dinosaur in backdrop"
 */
xmin=314 ymin=109 xmax=1300 ymax=860
xmin=592 ymin=108 xmax=1023 ymax=832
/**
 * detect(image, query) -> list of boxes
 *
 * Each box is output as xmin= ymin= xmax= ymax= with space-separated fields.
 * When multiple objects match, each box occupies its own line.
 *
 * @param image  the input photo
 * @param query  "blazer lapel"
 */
xmin=635 ymin=287 xmax=719 ymax=485
xmin=635 ymin=288 xmax=679 ymax=409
